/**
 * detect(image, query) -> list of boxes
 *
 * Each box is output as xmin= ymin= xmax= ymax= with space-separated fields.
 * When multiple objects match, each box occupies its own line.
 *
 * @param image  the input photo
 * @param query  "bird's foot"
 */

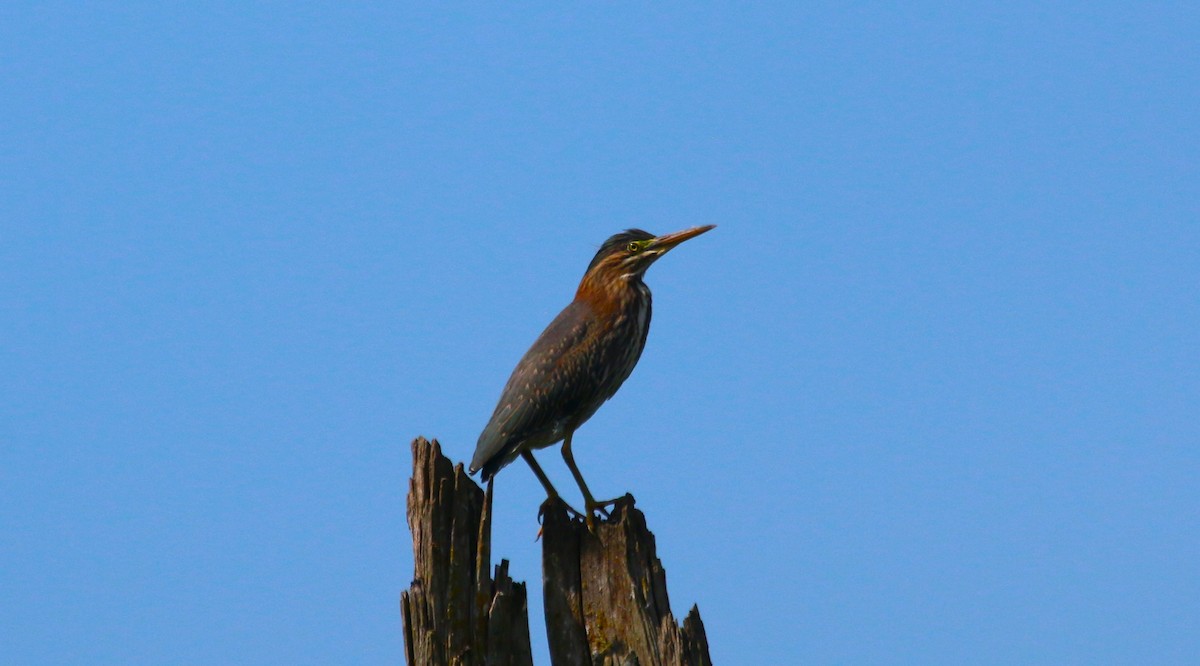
xmin=536 ymin=497 xmax=587 ymax=541
xmin=582 ymin=497 xmax=624 ymax=534
xmin=589 ymin=496 xmax=623 ymax=516
xmin=536 ymin=496 xmax=624 ymax=536
xmin=538 ymin=497 xmax=585 ymax=522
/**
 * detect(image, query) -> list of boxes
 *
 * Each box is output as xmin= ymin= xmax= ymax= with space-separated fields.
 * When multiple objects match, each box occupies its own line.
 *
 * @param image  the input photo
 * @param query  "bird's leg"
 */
xmin=521 ymin=450 xmax=583 ymax=519
xmin=561 ymin=430 xmax=620 ymax=532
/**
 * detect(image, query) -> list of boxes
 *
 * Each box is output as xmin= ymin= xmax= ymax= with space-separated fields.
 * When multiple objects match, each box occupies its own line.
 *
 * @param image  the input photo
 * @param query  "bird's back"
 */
xmin=471 ymin=289 xmax=651 ymax=479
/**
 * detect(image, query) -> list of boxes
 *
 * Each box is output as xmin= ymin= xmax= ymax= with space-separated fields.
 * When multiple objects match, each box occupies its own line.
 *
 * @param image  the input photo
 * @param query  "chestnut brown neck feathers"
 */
xmin=574 ymin=231 xmax=655 ymax=318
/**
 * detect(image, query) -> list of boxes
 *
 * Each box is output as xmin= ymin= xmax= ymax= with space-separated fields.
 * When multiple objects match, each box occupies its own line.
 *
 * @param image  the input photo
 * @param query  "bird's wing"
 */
xmin=471 ymin=300 xmax=599 ymax=477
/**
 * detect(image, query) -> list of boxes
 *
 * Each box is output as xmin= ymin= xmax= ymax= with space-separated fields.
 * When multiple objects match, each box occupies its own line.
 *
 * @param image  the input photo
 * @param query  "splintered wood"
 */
xmin=401 ymin=437 xmax=533 ymax=666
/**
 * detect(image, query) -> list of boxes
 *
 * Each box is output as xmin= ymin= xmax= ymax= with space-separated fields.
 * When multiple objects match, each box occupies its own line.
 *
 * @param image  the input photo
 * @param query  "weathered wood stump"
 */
xmin=541 ymin=497 xmax=711 ymax=666
xmin=401 ymin=437 xmax=533 ymax=665
xmin=401 ymin=437 xmax=711 ymax=665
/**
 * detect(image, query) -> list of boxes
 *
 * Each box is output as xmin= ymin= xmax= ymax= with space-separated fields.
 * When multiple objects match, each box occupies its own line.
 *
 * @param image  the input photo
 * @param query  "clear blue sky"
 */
xmin=3 ymin=3 xmax=1197 ymax=664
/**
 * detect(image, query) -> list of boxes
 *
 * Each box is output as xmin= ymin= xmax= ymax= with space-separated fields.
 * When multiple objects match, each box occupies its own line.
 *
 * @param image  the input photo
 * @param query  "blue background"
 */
xmin=3 ymin=3 xmax=1197 ymax=664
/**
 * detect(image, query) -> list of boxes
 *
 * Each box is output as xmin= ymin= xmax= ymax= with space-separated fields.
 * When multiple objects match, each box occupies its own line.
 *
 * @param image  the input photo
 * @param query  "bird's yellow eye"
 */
xmin=627 ymin=241 xmax=641 ymax=253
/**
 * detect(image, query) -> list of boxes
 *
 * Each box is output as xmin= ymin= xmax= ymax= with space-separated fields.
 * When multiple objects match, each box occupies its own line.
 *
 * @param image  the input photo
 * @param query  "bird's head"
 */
xmin=581 ymin=225 xmax=717 ymax=287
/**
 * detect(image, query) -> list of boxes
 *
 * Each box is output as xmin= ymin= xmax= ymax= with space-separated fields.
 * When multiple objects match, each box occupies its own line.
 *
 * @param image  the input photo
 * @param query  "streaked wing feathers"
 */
xmin=470 ymin=300 xmax=598 ymax=477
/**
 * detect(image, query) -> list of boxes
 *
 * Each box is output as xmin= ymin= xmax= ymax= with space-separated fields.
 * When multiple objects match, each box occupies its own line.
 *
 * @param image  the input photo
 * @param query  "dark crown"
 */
xmin=585 ymin=229 xmax=655 ymax=274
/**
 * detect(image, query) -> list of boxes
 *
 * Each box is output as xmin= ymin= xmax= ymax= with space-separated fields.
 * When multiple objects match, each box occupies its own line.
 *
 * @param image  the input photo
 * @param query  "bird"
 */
xmin=469 ymin=225 xmax=715 ymax=529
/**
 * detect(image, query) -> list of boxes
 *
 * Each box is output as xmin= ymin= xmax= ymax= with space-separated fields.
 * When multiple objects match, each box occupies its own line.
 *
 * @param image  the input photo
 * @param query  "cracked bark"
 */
xmin=401 ymin=437 xmax=533 ymax=666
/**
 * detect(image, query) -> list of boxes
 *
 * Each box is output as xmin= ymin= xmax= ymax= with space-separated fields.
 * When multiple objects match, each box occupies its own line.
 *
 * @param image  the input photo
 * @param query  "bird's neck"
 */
xmin=575 ymin=272 xmax=647 ymax=318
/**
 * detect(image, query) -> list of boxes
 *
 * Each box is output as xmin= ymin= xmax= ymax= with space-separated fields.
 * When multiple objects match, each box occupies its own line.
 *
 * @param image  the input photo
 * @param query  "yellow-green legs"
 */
xmin=560 ymin=430 xmax=621 ymax=532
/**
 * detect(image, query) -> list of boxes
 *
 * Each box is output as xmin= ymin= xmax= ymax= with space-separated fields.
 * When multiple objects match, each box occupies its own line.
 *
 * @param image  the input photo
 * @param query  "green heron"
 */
xmin=469 ymin=225 xmax=715 ymax=528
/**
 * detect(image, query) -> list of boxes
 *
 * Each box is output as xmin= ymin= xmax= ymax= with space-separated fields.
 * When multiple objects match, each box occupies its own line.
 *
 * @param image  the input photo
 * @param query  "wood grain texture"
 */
xmin=402 ymin=437 xmax=533 ymax=666
xmin=541 ymin=496 xmax=712 ymax=666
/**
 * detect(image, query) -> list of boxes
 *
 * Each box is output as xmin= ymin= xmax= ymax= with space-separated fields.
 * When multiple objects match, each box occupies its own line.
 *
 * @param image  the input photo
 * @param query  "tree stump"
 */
xmin=400 ymin=437 xmax=711 ymax=665
xmin=401 ymin=437 xmax=533 ymax=665
xmin=541 ymin=497 xmax=712 ymax=666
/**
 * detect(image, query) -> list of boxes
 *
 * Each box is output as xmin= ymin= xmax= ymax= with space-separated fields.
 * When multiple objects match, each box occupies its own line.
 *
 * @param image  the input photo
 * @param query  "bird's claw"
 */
xmin=584 ymin=505 xmax=608 ymax=534
xmin=582 ymin=498 xmax=623 ymax=534
xmin=590 ymin=497 xmax=622 ymax=515
xmin=537 ymin=497 xmax=588 ymax=539
xmin=557 ymin=502 xmax=588 ymax=523
xmin=538 ymin=496 xmax=623 ymax=536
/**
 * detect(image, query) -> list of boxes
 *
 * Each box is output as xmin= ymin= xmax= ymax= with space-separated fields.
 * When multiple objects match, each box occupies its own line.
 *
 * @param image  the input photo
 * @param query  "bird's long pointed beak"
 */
xmin=649 ymin=224 xmax=716 ymax=252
